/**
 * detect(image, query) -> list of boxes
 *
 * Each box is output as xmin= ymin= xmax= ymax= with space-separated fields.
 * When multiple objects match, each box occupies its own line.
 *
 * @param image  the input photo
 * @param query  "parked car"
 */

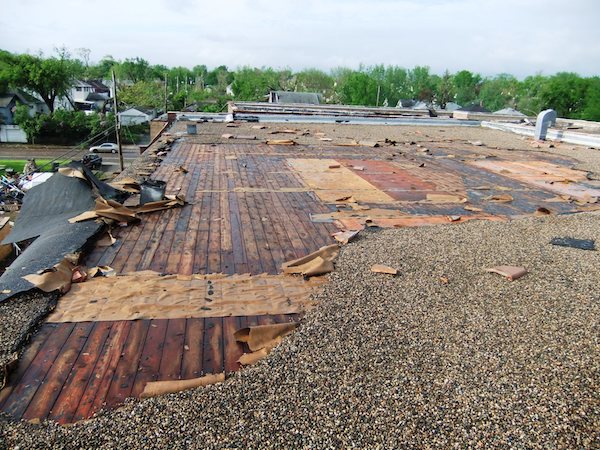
xmin=89 ymin=143 xmax=118 ymax=153
xmin=81 ymin=154 xmax=102 ymax=170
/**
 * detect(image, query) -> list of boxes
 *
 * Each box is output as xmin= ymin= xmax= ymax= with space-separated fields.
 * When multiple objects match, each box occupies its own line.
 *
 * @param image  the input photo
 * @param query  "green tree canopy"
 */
xmin=479 ymin=74 xmax=519 ymax=111
xmin=339 ymin=72 xmax=378 ymax=105
xmin=115 ymin=57 xmax=152 ymax=83
xmin=453 ymin=70 xmax=482 ymax=105
xmin=0 ymin=50 xmax=82 ymax=112
xmin=232 ymin=67 xmax=281 ymax=101
xmin=118 ymin=80 xmax=164 ymax=109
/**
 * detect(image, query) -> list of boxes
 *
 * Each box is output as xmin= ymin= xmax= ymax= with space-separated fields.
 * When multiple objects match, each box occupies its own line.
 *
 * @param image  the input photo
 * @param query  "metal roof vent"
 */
xmin=535 ymin=109 xmax=557 ymax=140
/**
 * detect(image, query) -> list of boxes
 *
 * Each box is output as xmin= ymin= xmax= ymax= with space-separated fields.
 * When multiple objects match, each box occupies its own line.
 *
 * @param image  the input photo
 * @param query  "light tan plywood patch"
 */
xmin=287 ymin=158 xmax=395 ymax=203
xmin=471 ymin=160 xmax=600 ymax=201
xmin=47 ymin=272 xmax=325 ymax=323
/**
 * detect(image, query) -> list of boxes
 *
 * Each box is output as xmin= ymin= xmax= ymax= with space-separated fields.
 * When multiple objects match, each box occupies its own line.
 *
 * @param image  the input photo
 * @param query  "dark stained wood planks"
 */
xmin=84 ymin=142 xmax=336 ymax=276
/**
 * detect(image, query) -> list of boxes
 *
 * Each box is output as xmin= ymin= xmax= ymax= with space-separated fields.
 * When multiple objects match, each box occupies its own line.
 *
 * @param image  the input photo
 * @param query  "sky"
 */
xmin=2 ymin=0 xmax=599 ymax=78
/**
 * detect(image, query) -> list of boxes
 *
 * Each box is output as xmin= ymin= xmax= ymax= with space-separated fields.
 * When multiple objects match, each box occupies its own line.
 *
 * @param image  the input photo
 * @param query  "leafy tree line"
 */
xmin=1 ymin=48 xmax=599 ymax=125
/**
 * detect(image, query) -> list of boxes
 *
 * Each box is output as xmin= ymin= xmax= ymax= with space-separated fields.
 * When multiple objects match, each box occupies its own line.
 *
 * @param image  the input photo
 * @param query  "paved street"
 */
xmin=0 ymin=143 xmax=141 ymax=168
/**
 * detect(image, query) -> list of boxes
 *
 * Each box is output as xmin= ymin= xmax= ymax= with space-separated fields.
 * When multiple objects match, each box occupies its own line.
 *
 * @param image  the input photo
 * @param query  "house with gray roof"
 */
xmin=0 ymin=91 xmax=49 ymax=125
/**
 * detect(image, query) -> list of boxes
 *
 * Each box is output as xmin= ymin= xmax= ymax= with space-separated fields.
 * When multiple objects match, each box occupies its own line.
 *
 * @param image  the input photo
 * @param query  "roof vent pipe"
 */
xmin=535 ymin=109 xmax=557 ymax=140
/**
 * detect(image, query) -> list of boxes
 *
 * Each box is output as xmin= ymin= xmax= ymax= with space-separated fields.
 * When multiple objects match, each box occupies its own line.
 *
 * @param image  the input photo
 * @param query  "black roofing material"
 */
xmin=71 ymin=162 xmax=129 ymax=203
xmin=0 ymin=221 xmax=102 ymax=303
xmin=550 ymin=237 xmax=596 ymax=251
xmin=2 ymin=173 xmax=96 ymax=245
xmin=0 ymin=170 xmax=108 ymax=302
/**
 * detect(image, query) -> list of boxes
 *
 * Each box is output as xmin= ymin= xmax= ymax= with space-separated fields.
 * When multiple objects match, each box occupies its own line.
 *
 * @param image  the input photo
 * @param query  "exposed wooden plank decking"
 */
xmin=2 ymin=132 xmax=597 ymax=424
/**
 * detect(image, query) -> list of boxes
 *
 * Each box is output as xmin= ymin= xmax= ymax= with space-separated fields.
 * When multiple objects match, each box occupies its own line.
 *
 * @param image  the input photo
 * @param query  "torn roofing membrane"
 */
xmin=0 ymin=220 xmax=103 ymax=303
xmin=2 ymin=173 xmax=95 ymax=245
xmin=0 ymin=167 xmax=126 ymax=302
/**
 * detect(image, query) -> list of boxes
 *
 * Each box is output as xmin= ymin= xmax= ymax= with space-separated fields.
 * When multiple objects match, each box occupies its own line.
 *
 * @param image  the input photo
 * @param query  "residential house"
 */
xmin=59 ymin=79 xmax=112 ymax=113
xmin=0 ymin=90 xmax=49 ymax=125
xmin=118 ymin=107 xmax=156 ymax=125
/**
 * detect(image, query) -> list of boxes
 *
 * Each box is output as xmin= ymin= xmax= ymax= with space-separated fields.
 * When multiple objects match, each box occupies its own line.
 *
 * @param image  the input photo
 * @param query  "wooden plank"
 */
xmin=206 ymin=156 xmax=223 ymax=274
xmin=234 ymin=153 xmax=265 ymax=274
xmin=227 ymin=179 xmax=248 ymax=274
xmin=0 ymin=324 xmax=55 ymax=408
xmin=0 ymin=322 xmax=75 ymax=420
xmin=148 ymin=209 xmax=178 ymax=273
xmin=120 ymin=209 xmax=162 ymax=273
xmin=22 ymin=322 xmax=94 ymax=421
xmin=257 ymin=315 xmax=277 ymax=326
xmin=253 ymin=192 xmax=287 ymax=271
xmin=164 ymin=155 xmax=197 ymax=273
xmin=244 ymin=157 xmax=278 ymax=274
xmin=202 ymin=317 xmax=223 ymax=374
xmin=158 ymin=319 xmax=187 ymax=381
xmin=110 ymin=221 xmax=145 ymax=273
xmin=92 ymin=226 xmax=129 ymax=269
xmin=222 ymin=316 xmax=243 ymax=373
xmin=72 ymin=321 xmax=130 ymax=421
xmin=178 ymin=163 xmax=205 ymax=275
xmin=48 ymin=321 xmax=113 ymax=424
xmin=136 ymin=210 xmax=172 ymax=271
xmin=193 ymin=152 xmax=215 ymax=274
xmin=219 ymin=159 xmax=235 ymax=275
xmin=102 ymin=319 xmax=151 ymax=409
xmin=131 ymin=319 xmax=169 ymax=398
xmin=181 ymin=318 xmax=204 ymax=379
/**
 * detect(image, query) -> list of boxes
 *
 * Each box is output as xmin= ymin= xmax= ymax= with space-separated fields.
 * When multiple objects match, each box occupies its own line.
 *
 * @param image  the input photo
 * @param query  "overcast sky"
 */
xmin=2 ymin=0 xmax=599 ymax=78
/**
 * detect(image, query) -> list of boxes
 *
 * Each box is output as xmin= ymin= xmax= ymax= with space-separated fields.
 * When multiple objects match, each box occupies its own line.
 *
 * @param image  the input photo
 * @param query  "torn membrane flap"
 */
xmin=140 ymin=373 xmax=225 ymax=398
xmin=22 ymin=260 xmax=75 ymax=294
xmin=234 ymin=323 xmax=299 ymax=352
xmin=282 ymin=244 xmax=339 ymax=277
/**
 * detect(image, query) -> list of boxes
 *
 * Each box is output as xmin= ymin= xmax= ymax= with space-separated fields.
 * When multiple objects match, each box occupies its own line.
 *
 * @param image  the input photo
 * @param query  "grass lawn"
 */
xmin=0 ymin=159 xmax=69 ymax=174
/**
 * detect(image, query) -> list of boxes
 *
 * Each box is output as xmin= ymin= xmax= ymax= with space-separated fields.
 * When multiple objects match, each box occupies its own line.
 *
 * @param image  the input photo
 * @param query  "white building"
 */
xmin=118 ymin=107 xmax=156 ymax=125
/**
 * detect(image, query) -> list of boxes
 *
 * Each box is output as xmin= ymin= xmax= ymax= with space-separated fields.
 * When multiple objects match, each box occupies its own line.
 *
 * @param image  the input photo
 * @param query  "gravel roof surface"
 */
xmin=0 ymin=291 xmax=56 ymax=374
xmin=2 ymin=213 xmax=598 ymax=449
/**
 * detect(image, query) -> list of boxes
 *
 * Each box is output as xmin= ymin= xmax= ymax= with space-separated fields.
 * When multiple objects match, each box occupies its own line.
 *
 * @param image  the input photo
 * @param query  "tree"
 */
xmin=85 ymin=55 xmax=117 ymax=80
xmin=435 ymin=70 xmax=455 ymax=109
xmin=453 ymin=70 xmax=482 ymax=105
xmin=295 ymin=69 xmax=334 ymax=93
xmin=206 ymin=65 xmax=233 ymax=94
xmin=383 ymin=66 xmax=411 ymax=106
xmin=479 ymin=74 xmax=519 ymax=111
xmin=338 ymin=71 xmax=378 ymax=105
xmin=115 ymin=57 xmax=152 ymax=83
xmin=168 ymin=66 xmax=194 ymax=93
xmin=516 ymin=74 xmax=547 ymax=116
xmin=580 ymin=77 xmax=600 ymax=121
xmin=232 ymin=67 xmax=281 ymax=101
xmin=0 ymin=50 xmax=82 ymax=112
xmin=118 ymin=80 xmax=164 ymax=109
xmin=408 ymin=66 xmax=435 ymax=102
xmin=192 ymin=65 xmax=208 ymax=89
xmin=539 ymin=72 xmax=588 ymax=118
xmin=0 ymin=50 xmax=12 ymax=92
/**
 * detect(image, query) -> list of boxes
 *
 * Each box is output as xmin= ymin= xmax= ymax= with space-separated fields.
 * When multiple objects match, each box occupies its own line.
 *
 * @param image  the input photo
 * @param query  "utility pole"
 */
xmin=376 ymin=85 xmax=381 ymax=107
xmin=111 ymin=70 xmax=124 ymax=172
xmin=164 ymin=73 xmax=168 ymax=114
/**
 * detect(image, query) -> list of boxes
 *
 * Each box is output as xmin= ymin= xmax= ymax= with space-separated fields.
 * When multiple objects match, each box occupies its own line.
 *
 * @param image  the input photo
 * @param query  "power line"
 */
xmin=24 ymin=124 xmax=116 ymax=184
